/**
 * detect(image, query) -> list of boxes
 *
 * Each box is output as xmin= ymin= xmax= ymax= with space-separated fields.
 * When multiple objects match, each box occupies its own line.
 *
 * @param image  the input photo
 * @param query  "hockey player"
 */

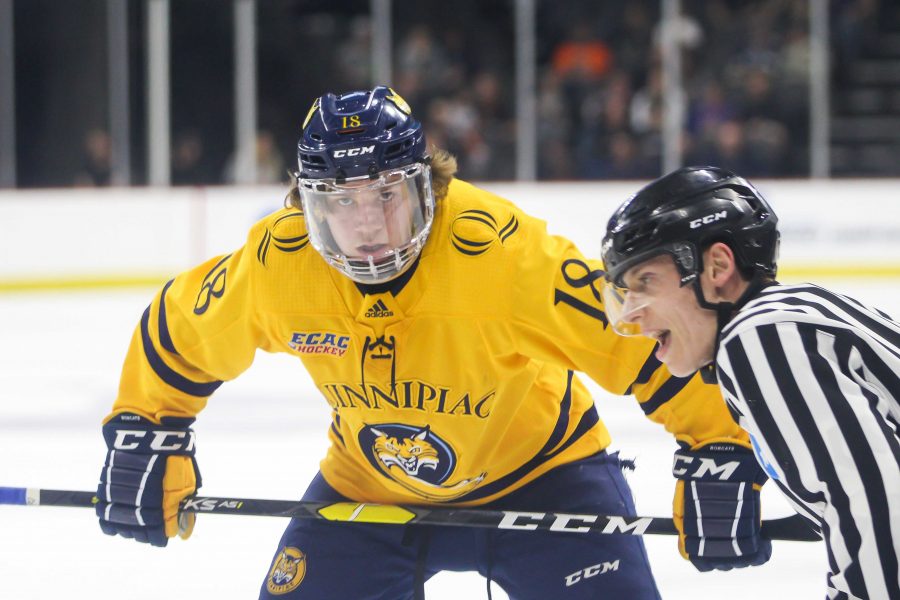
xmin=95 ymin=88 xmax=766 ymax=600
xmin=601 ymin=166 xmax=900 ymax=600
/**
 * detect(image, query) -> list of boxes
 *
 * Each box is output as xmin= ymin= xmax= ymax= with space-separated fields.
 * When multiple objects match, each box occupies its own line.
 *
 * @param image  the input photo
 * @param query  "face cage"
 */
xmin=298 ymin=163 xmax=435 ymax=285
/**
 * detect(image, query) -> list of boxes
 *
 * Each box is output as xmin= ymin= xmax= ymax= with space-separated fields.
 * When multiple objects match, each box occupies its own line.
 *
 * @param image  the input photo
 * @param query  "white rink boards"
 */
xmin=1 ymin=277 xmax=897 ymax=599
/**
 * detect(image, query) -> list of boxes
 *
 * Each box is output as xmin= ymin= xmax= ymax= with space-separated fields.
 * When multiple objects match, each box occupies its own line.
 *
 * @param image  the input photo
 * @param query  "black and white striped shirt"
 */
xmin=715 ymin=282 xmax=900 ymax=600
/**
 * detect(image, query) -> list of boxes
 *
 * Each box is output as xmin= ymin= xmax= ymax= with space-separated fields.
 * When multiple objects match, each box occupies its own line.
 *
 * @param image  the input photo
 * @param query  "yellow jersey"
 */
xmin=109 ymin=178 xmax=747 ymax=506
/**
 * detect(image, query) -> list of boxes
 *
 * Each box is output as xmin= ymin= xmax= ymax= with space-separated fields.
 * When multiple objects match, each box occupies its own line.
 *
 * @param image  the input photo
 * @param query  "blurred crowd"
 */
xmin=391 ymin=0 xmax=886 ymax=181
xmin=60 ymin=0 xmax=891 ymax=187
xmin=530 ymin=0 xmax=887 ymax=179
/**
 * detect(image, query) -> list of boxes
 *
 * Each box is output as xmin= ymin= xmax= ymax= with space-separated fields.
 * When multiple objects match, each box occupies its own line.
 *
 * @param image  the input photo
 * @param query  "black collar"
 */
xmin=354 ymin=254 xmax=422 ymax=297
xmin=699 ymin=277 xmax=778 ymax=384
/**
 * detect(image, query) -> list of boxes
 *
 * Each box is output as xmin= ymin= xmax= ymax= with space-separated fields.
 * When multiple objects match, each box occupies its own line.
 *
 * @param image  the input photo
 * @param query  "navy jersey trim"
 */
xmin=140 ymin=305 xmax=223 ymax=397
xmin=354 ymin=254 xmax=422 ymax=297
xmin=637 ymin=372 xmax=693 ymax=416
xmin=541 ymin=369 xmax=573 ymax=453
xmin=273 ymin=235 xmax=309 ymax=251
xmin=449 ymin=371 xmax=601 ymax=503
xmin=158 ymin=279 xmax=179 ymax=356
xmin=330 ymin=413 xmax=346 ymax=447
xmin=257 ymin=229 xmax=272 ymax=265
xmin=625 ymin=350 xmax=662 ymax=395
xmin=498 ymin=215 xmax=519 ymax=242
xmin=272 ymin=213 xmax=310 ymax=252
xmin=633 ymin=351 xmax=662 ymax=385
xmin=202 ymin=254 xmax=233 ymax=285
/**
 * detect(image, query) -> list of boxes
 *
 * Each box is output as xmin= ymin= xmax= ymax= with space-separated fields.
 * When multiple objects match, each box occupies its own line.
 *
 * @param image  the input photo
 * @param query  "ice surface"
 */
xmin=1 ymin=280 xmax=896 ymax=599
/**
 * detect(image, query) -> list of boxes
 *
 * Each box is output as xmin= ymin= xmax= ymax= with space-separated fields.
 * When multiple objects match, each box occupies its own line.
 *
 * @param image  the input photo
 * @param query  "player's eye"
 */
xmin=379 ymin=190 xmax=395 ymax=203
xmin=335 ymin=197 xmax=355 ymax=207
xmin=631 ymin=273 xmax=654 ymax=292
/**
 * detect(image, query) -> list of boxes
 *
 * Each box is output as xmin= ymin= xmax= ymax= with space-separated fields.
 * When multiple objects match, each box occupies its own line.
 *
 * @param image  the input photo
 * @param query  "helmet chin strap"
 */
xmin=684 ymin=273 xmax=772 ymax=384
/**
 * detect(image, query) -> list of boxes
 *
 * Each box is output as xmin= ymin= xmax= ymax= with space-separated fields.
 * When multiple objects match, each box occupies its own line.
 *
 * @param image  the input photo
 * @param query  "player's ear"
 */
xmin=704 ymin=242 xmax=738 ymax=284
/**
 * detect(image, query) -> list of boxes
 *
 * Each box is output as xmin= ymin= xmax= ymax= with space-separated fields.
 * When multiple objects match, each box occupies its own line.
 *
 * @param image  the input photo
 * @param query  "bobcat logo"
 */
xmin=359 ymin=423 xmax=485 ymax=501
xmin=372 ymin=426 xmax=440 ymax=476
xmin=266 ymin=546 xmax=307 ymax=594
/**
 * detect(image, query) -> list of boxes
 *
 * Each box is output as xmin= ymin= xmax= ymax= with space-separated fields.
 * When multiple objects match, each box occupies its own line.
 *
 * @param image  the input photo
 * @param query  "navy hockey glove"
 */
xmin=672 ymin=441 xmax=771 ymax=571
xmin=96 ymin=412 xmax=201 ymax=547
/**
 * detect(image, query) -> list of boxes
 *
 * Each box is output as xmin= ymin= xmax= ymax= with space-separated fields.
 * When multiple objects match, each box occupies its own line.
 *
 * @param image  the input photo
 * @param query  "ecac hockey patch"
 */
xmin=288 ymin=331 xmax=350 ymax=357
xmin=266 ymin=546 xmax=307 ymax=594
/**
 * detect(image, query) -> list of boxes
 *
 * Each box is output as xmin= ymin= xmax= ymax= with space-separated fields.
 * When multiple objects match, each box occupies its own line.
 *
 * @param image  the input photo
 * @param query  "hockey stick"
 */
xmin=0 ymin=486 xmax=821 ymax=541
xmin=0 ymin=487 xmax=821 ymax=542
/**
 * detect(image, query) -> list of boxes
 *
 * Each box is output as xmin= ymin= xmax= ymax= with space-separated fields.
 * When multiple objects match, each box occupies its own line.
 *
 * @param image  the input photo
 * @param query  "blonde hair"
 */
xmin=428 ymin=146 xmax=458 ymax=201
xmin=284 ymin=145 xmax=458 ymax=210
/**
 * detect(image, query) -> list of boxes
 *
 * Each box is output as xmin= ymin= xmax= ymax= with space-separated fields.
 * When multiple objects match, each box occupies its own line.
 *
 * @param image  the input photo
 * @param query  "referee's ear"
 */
xmin=702 ymin=242 xmax=746 ymax=301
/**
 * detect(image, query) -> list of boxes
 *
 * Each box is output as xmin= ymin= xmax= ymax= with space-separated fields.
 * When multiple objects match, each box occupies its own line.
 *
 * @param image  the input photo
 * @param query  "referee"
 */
xmin=601 ymin=166 xmax=900 ymax=600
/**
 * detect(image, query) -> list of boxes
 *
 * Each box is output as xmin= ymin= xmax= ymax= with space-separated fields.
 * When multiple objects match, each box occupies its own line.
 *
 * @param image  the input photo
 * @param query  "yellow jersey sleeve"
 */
xmin=110 ymin=244 xmax=262 ymax=423
xmin=507 ymin=218 xmax=748 ymax=447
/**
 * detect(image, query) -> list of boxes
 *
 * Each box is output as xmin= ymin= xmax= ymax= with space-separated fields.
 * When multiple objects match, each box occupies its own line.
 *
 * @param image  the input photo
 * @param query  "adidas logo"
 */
xmin=365 ymin=299 xmax=394 ymax=318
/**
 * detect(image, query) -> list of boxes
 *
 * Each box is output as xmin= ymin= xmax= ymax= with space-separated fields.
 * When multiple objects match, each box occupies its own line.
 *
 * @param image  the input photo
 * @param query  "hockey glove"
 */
xmin=96 ymin=412 xmax=201 ymax=547
xmin=672 ymin=441 xmax=771 ymax=571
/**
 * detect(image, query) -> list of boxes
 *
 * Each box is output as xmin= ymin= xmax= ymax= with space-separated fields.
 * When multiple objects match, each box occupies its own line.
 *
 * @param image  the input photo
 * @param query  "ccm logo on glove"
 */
xmin=672 ymin=455 xmax=741 ymax=480
xmin=111 ymin=429 xmax=196 ymax=452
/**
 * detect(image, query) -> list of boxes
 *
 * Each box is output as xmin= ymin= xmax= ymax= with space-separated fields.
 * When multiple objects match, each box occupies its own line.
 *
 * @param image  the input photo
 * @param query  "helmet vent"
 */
xmin=621 ymin=224 xmax=655 ymax=250
xmin=385 ymin=121 xmax=397 ymax=130
xmin=310 ymin=133 xmax=323 ymax=142
xmin=385 ymin=139 xmax=413 ymax=158
xmin=300 ymin=153 xmax=326 ymax=166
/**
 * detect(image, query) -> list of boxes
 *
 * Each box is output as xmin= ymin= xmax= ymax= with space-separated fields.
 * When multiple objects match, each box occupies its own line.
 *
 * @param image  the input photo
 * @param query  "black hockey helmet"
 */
xmin=602 ymin=166 xmax=779 ymax=289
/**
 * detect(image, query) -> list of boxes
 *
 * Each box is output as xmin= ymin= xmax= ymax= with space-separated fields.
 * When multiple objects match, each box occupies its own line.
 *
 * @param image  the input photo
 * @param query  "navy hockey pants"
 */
xmin=258 ymin=451 xmax=661 ymax=600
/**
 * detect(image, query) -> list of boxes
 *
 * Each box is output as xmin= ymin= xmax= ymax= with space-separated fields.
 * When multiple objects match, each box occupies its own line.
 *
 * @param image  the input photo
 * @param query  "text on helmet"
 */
xmin=689 ymin=210 xmax=727 ymax=229
xmin=333 ymin=145 xmax=375 ymax=158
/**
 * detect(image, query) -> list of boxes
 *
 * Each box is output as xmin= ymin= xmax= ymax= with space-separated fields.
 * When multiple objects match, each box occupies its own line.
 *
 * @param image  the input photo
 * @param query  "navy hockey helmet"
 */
xmin=296 ymin=87 xmax=435 ymax=285
xmin=297 ymin=86 xmax=427 ymax=180
xmin=601 ymin=166 xmax=779 ymax=289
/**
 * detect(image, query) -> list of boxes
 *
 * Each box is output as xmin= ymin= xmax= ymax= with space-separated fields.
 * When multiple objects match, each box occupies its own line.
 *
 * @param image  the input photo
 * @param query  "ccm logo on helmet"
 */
xmin=333 ymin=145 xmax=375 ymax=158
xmin=690 ymin=210 xmax=727 ymax=229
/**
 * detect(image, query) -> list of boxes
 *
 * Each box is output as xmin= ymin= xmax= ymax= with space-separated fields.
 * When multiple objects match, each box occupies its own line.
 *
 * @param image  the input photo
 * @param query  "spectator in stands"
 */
xmin=688 ymin=81 xmax=737 ymax=141
xmin=171 ymin=130 xmax=210 ymax=186
xmin=223 ymin=130 xmax=287 ymax=185
xmin=73 ymin=129 xmax=112 ymax=187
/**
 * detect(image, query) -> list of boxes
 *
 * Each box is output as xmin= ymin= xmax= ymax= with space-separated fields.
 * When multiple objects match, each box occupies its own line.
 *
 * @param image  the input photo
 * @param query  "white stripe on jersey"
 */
xmin=787 ymin=327 xmax=890 ymax=600
xmin=717 ymin=326 xmax=857 ymax=581
xmin=717 ymin=331 xmax=829 ymax=517
xmin=716 ymin=283 xmax=900 ymax=600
